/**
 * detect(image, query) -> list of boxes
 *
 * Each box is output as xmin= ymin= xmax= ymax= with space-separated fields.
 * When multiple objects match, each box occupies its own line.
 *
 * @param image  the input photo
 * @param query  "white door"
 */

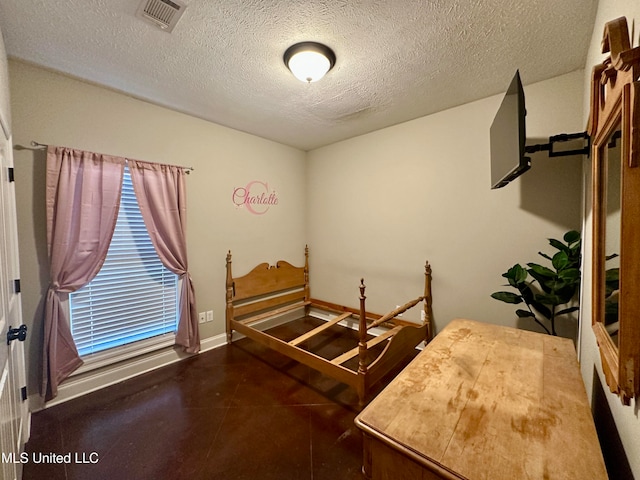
xmin=0 ymin=123 xmax=28 ymax=480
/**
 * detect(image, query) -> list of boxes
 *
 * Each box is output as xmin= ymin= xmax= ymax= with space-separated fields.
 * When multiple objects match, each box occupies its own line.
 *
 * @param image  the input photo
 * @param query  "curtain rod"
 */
xmin=29 ymin=141 xmax=194 ymax=174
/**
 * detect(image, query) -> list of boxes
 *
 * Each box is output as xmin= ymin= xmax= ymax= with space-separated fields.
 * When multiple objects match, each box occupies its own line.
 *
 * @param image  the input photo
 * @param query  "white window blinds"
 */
xmin=69 ymin=165 xmax=178 ymax=357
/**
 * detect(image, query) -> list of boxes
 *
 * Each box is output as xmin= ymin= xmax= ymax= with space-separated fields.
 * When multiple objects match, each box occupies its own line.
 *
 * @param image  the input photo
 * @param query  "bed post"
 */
xmin=423 ymin=261 xmax=434 ymax=344
xmin=358 ymin=278 xmax=368 ymax=405
xmin=225 ymin=251 xmax=234 ymax=344
xmin=304 ymin=245 xmax=310 ymax=316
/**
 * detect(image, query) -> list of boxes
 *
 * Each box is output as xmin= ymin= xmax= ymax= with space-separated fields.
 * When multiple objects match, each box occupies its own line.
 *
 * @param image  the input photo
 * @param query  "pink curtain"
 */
xmin=128 ymin=160 xmax=200 ymax=354
xmin=44 ymin=146 xmax=125 ymax=400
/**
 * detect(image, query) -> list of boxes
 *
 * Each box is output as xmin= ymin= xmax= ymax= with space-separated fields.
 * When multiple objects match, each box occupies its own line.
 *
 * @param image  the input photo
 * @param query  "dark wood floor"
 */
xmin=24 ymin=317 xmax=417 ymax=480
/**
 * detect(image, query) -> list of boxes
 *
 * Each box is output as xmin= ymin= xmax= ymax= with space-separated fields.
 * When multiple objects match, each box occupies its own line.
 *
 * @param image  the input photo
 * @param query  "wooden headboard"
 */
xmin=226 ymin=247 xmax=310 ymax=325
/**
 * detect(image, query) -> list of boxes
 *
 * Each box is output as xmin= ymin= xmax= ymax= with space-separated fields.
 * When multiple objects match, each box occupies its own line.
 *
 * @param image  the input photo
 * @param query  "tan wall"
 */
xmin=579 ymin=1 xmax=640 ymax=477
xmin=307 ymin=71 xmax=585 ymax=335
xmin=9 ymin=60 xmax=307 ymax=403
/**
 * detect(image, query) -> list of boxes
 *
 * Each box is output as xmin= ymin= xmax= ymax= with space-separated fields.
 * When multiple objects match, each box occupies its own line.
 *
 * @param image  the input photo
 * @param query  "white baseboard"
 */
xmin=30 ymin=333 xmax=227 ymax=411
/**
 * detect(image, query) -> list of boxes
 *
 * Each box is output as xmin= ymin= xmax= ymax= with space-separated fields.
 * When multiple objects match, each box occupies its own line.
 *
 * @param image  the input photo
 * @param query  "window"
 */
xmin=69 ymin=164 xmax=178 ymax=359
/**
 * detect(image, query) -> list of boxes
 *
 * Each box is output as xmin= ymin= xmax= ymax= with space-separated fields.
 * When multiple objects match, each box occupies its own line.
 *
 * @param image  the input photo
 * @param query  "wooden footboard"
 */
xmin=225 ymin=247 xmax=434 ymax=405
xmin=351 ymin=261 xmax=432 ymax=403
xmin=365 ymin=323 xmax=427 ymax=387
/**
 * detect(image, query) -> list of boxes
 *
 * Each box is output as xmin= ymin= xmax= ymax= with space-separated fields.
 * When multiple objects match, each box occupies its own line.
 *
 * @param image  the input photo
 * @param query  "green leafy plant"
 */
xmin=491 ymin=230 xmax=581 ymax=336
xmin=604 ymin=254 xmax=619 ymax=326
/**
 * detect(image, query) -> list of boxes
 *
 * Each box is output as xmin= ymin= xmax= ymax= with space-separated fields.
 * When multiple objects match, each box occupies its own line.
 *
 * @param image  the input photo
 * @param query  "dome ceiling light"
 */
xmin=283 ymin=42 xmax=336 ymax=83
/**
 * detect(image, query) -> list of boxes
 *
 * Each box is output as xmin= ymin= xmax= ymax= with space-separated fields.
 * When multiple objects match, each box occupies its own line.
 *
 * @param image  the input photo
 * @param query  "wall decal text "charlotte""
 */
xmin=232 ymin=181 xmax=279 ymax=215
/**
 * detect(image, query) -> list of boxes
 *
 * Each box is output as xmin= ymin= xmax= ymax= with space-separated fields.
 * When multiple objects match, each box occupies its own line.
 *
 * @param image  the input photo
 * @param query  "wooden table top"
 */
xmin=355 ymin=318 xmax=608 ymax=480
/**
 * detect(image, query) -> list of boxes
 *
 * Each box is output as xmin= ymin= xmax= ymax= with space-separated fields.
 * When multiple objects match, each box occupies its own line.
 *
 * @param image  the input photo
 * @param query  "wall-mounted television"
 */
xmin=490 ymin=70 xmax=530 ymax=189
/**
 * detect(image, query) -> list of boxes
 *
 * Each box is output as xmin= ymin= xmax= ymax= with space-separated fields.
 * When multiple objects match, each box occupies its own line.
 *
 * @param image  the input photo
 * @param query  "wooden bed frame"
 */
xmin=225 ymin=246 xmax=433 ymax=404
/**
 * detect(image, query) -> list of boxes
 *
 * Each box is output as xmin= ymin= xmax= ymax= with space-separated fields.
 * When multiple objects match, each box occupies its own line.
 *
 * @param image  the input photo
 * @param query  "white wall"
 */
xmin=10 ymin=60 xmax=307 ymax=407
xmin=0 ymin=28 xmax=9 ymax=140
xmin=307 ymin=71 xmax=585 ymax=336
xmin=579 ymin=2 xmax=640 ymax=477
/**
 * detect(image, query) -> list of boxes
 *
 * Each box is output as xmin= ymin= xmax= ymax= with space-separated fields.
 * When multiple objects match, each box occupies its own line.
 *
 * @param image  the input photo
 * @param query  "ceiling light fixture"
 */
xmin=283 ymin=42 xmax=336 ymax=83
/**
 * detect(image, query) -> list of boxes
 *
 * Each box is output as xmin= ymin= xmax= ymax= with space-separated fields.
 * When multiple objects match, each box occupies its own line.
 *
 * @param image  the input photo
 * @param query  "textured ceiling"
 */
xmin=0 ymin=0 xmax=598 ymax=151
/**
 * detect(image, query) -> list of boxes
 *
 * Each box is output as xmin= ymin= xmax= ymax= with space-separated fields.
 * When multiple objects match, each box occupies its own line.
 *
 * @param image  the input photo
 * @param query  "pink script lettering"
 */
xmin=232 ymin=181 xmax=279 ymax=215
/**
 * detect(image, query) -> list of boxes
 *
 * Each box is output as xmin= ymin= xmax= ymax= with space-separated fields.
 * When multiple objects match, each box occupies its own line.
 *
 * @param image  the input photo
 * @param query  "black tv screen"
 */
xmin=490 ymin=70 xmax=530 ymax=189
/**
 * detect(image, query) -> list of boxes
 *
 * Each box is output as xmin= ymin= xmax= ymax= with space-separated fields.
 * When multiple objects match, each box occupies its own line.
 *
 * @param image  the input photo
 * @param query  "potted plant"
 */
xmin=491 ymin=230 xmax=581 ymax=336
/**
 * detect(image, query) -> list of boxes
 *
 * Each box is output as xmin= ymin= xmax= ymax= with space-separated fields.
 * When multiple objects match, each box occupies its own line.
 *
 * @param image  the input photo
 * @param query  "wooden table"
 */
xmin=355 ymin=318 xmax=608 ymax=480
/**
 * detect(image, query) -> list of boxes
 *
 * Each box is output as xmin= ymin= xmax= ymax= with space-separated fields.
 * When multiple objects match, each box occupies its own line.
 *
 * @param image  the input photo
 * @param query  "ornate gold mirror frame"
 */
xmin=589 ymin=17 xmax=640 ymax=405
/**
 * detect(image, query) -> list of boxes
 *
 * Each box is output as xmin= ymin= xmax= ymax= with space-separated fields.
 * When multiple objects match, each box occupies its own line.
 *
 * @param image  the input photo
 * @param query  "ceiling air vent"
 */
xmin=136 ymin=0 xmax=186 ymax=33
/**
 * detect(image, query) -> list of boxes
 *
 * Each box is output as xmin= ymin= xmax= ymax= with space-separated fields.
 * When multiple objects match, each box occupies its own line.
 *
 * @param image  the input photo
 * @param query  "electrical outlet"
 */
xmin=206 ymin=310 xmax=213 ymax=322
xmin=421 ymin=310 xmax=426 ymax=321
xmin=198 ymin=312 xmax=206 ymax=324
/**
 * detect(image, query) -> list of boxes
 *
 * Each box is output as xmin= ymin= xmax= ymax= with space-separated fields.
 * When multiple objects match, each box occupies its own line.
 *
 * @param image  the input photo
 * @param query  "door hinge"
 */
xmin=14 ymin=279 xmax=20 ymax=294
xmin=8 ymin=167 xmax=14 ymax=182
xmin=7 ymin=325 xmax=27 ymax=345
xmin=21 ymin=386 xmax=27 ymax=402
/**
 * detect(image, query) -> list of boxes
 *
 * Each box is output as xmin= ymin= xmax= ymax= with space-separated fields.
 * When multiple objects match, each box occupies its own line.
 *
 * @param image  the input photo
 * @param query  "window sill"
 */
xmin=71 ymin=333 xmax=177 ymax=377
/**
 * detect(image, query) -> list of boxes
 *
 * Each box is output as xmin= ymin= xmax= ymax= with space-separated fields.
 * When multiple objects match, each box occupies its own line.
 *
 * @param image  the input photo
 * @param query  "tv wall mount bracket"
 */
xmin=524 ymin=131 xmax=590 ymax=157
